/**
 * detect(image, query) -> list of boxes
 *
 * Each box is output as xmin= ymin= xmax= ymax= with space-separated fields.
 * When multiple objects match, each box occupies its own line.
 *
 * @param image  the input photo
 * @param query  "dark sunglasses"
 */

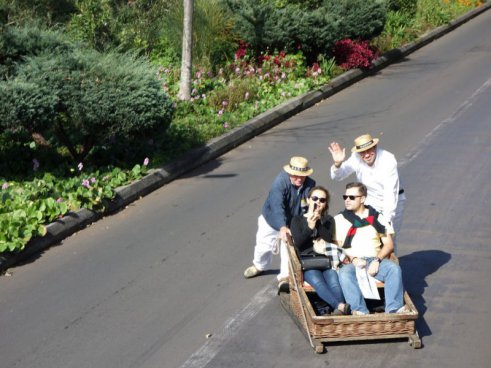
xmin=311 ymin=196 xmax=327 ymax=203
xmin=343 ymin=195 xmax=362 ymax=200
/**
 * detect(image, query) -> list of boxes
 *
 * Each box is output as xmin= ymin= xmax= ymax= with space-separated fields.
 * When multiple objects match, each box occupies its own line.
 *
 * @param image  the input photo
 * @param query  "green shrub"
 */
xmin=0 ymin=0 xmax=77 ymax=26
xmin=386 ymin=0 xmax=418 ymax=16
xmin=0 ymin=28 xmax=174 ymax=163
xmin=224 ymin=0 xmax=386 ymax=62
xmin=371 ymin=9 xmax=418 ymax=52
xmin=207 ymin=78 xmax=258 ymax=112
xmin=0 ymin=24 xmax=75 ymax=79
xmin=66 ymin=0 xmax=115 ymax=51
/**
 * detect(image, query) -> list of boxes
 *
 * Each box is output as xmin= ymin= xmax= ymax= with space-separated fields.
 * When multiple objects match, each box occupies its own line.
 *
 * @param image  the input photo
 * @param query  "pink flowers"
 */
xmin=81 ymin=179 xmax=91 ymax=189
xmin=2 ymin=182 xmax=8 ymax=190
xmin=143 ymin=157 xmax=149 ymax=166
xmin=78 ymin=162 xmax=83 ymax=171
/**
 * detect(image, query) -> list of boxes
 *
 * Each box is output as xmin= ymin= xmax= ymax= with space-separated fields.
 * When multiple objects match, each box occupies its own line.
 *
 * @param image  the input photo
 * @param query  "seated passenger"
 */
xmin=290 ymin=186 xmax=350 ymax=315
xmin=333 ymin=182 xmax=410 ymax=315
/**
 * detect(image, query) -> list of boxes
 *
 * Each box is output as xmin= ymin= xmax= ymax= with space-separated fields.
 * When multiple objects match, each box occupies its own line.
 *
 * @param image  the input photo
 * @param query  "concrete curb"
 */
xmin=1 ymin=3 xmax=490 ymax=274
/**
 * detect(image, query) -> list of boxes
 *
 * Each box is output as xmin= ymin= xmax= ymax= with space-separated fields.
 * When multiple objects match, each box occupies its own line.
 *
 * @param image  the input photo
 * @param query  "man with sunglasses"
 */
xmin=333 ymin=182 xmax=409 ymax=315
xmin=244 ymin=156 xmax=316 ymax=292
xmin=328 ymin=134 xmax=406 ymax=251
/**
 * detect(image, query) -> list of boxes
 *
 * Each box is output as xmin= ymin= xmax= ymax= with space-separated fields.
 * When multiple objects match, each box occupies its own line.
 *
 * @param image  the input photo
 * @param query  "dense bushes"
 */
xmin=387 ymin=0 xmax=418 ymax=16
xmin=0 ymin=25 xmax=174 ymax=163
xmin=223 ymin=0 xmax=386 ymax=62
xmin=0 ymin=25 xmax=75 ymax=79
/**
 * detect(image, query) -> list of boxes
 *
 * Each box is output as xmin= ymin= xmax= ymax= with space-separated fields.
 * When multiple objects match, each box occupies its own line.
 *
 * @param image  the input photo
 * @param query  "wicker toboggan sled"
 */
xmin=279 ymin=236 xmax=422 ymax=353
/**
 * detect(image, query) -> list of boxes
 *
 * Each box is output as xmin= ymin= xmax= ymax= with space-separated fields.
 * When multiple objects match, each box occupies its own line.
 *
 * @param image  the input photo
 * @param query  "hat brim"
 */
xmin=283 ymin=165 xmax=313 ymax=176
xmin=351 ymin=138 xmax=379 ymax=153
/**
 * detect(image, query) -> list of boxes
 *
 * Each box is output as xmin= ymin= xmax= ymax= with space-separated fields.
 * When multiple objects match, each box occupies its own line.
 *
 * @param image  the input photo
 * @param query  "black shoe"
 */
xmin=277 ymin=280 xmax=290 ymax=295
xmin=332 ymin=303 xmax=351 ymax=315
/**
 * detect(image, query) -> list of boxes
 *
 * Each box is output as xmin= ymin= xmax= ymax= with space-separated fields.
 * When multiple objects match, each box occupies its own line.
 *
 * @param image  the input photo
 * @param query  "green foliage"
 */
xmin=110 ymin=0 xmax=173 ymax=54
xmin=0 ymin=27 xmax=174 ymax=162
xmin=66 ymin=0 xmax=115 ymax=51
xmin=0 ymin=161 xmax=150 ymax=252
xmin=267 ymin=0 xmax=323 ymax=9
xmin=224 ymin=0 xmax=386 ymax=62
xmin=0 ymin=24 xmax=75 ymax=79
xmin=386 ymin=0 xmax=418 ymax=16
xmin=414 ymin=0 xmax=476 ymax=29
xmin=155 ymin=47 xmax=342 ymax=153
xmin=0 ymin=0 xmax=77 ymax=26
xmin=371 ymin=10 xmax=418 ymax=52
xmin=154 ymin=0 xmax=237 ymax=68
xmin=207 ymin=79 xmax=258 ymax=112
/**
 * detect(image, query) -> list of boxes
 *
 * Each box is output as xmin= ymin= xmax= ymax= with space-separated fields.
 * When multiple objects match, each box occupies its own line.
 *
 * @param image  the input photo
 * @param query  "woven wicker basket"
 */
xmin=284 ymin=238 xmax=420 ymax=347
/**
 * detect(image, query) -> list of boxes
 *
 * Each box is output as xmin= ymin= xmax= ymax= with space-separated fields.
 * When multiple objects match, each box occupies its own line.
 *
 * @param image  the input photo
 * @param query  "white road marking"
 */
xmin=179 ymin=283 xmax=276 ymax=368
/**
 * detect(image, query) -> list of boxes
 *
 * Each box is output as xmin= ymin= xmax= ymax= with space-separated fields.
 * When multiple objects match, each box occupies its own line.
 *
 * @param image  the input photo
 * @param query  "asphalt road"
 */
xmin=1 ymin=9 xmax=491 ymax=368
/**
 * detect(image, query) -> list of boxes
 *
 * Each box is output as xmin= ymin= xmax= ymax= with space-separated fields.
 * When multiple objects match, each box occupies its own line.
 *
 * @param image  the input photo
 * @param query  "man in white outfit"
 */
xmin=243 ymin=156 xmax=316 ymax=292
xmin=329 ymin=134 xmax=406 ymax=251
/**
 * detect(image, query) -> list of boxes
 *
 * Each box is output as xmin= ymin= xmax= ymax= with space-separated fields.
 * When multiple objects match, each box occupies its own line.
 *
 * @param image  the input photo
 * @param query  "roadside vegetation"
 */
xmin=0 ymin=0 xmax=484 ymax=252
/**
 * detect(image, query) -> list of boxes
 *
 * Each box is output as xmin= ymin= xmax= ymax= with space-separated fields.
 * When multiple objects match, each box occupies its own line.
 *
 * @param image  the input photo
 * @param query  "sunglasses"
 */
xmin=343 ymin=195 xmax=362 ymax=200
xmin=311 ymin=196 xmax=327 ymax=203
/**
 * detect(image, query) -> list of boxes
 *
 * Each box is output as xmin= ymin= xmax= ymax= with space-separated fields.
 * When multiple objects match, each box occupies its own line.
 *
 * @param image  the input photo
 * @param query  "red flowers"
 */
xmin=234 ymin=40 xmax=249 ymax=60
xmin=333 ymin=39 xmax=379 ymax=70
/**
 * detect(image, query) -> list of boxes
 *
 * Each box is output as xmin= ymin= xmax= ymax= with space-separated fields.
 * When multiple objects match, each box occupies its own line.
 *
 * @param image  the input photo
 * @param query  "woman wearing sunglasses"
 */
xmin=290 ymin=186 xmax=351 ymax=315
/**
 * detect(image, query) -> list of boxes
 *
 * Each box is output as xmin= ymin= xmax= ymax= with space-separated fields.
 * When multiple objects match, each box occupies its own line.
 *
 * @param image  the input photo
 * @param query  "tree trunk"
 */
xmin=177 ymin=0 xmax=193 ymax=101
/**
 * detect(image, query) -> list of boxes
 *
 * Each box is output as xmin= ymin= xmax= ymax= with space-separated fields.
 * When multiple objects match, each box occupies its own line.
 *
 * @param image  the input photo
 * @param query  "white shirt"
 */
xmin=334 ymin=210 xmax=394 ymax=258
xmin=331 ymin=147 xmax=400 ymax=222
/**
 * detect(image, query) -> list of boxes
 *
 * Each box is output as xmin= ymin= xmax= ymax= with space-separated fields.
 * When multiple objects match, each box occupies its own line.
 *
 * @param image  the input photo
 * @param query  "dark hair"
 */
xmin=308 ymin=186 xmax=330 ymax=215
xmin=346 ymin=182 xmax=367 ymax=197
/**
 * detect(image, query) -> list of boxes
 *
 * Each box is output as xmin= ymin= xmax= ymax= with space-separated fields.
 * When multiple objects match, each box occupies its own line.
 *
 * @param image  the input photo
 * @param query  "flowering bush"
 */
xmin=0 ymin=158 xmax=150 ymax=252
xmin=332 ymin=39 xmax=380 ymax=70
xmin=155 ymin=44 xmax=341 ymax=148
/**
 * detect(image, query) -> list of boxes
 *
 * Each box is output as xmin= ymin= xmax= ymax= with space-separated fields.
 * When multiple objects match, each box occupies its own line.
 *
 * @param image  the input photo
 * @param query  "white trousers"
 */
xmin=252 ymin=215 xmax=290 ymax=281
xmin=391 ymin=194 xmax=406 ymax=254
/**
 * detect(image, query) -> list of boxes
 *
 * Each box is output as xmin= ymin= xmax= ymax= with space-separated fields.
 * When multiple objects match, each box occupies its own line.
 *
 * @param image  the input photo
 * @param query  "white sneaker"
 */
xmin=396 ymin=305 xmax=411 ymax=314
xmin=244 ymin=265 xmax=261 ymax=278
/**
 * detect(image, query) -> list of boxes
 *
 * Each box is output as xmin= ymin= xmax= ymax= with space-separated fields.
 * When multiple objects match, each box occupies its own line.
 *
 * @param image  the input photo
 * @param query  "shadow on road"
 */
xmin=399 ymin=250 xmax=451 ymax=338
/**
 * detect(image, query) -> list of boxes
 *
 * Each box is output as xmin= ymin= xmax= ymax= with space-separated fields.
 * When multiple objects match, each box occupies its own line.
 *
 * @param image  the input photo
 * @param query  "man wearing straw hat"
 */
xmin=328 ymin=134 xmax=406 ymax=251
xmin=244 ymin=156 xmax=316 ymax=291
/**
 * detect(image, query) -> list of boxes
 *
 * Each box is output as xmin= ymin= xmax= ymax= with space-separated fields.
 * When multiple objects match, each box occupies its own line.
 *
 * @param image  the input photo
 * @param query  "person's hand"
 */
xmin=279 ymin=226 xmax=291 ymax=241
xmin=352 ymin=258 xmax=367 ymax=269
xmin=368 ymin=259 xmax=380 ymax=276
xmin=328 ymin=142 xmax=346 ymax=167
xmin=306 ymin=202 xmax=320 ymax=229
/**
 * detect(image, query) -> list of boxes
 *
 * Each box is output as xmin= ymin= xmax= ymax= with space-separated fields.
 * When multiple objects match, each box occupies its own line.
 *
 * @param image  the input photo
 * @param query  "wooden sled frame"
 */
xmin=279 ymin=236 xmax=422 ymax=353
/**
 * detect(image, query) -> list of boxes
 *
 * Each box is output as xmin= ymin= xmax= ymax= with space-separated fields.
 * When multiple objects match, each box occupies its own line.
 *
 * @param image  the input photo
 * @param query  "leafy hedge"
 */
xmin=223 ymin=0 xmax=386 ymax=61
xmin=0 ymin=25 xmax=175 ymax=163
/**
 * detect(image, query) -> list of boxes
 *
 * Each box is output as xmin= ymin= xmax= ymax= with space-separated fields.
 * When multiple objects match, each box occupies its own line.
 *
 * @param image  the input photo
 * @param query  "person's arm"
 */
xmin=319 ymin=215 xmax=335 ymax=242
xmin=330 ymin=150 xmax=357 ymax=181
xmin=367 ymin=233 xmax=394 ymax=276
xmin=266 ymin=175 xmax=289 ymax=231
xmin=290 ymin=216 xmax=313 ymax=251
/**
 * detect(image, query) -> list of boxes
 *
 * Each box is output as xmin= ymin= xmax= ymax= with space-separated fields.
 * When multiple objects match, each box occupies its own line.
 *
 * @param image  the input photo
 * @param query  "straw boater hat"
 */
xmin=351 ymin=134 xmax=379 ymax=153
xmin=283 ymin=156 xmax=313 ymax=176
